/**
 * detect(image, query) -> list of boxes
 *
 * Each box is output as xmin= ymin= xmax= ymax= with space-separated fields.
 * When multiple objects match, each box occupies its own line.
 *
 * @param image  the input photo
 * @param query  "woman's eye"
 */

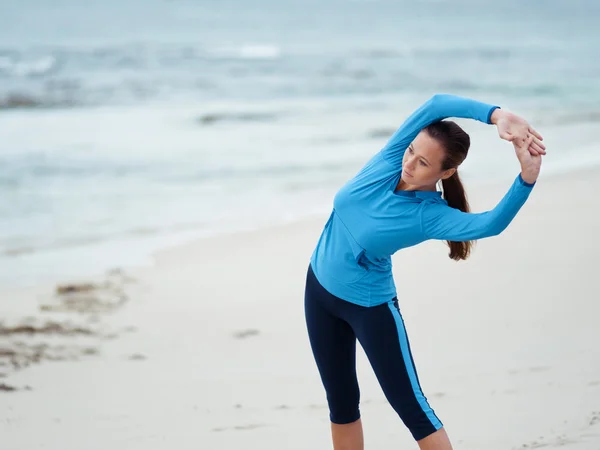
xmin=408 ymin=147 xmax=414 ymax=154
xmin=419 ymin=160 xmax=427 ymax=167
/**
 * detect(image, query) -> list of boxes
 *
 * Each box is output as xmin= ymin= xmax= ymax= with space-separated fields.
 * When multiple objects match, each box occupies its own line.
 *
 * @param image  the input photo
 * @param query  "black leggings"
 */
xmin=304 ymin=264 xmax=443 ymax=441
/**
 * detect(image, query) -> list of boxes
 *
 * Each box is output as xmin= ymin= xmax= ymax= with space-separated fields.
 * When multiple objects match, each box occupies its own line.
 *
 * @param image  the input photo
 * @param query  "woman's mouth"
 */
xmin=404 ymin=170 xmax=413 ymax=177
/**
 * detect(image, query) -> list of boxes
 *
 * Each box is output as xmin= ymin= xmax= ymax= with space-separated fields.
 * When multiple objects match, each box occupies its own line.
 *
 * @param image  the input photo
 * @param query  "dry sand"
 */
xmin=1 ymin=168 xmax=599 ymax=449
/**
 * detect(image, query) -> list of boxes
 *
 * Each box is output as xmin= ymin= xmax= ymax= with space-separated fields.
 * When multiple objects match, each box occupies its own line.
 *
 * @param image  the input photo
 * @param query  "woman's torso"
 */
xmin=310 ymin=151 xmax=445 ymax=307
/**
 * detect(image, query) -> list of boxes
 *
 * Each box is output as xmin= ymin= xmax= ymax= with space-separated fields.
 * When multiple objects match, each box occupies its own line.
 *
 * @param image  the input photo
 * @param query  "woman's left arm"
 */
xmin=381 ymin=94 xmax=546 ymax=168
xmin=381 ymin=94 xmax=500 ymax=167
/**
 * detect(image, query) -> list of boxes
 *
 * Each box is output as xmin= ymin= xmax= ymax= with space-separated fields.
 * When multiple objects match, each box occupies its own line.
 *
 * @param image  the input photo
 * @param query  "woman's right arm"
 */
xmin=421 ymin=174 xmax=536 ymax=241
xmin=421 ymin=136 xmax=542 ymax=242
xmin=380 ymin=94 xmax=500 ymax=167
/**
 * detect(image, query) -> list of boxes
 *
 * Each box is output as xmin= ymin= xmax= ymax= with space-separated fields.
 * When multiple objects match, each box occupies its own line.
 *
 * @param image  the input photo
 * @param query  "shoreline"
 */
xmin=4 ymin=157 xmax=600 ymax=292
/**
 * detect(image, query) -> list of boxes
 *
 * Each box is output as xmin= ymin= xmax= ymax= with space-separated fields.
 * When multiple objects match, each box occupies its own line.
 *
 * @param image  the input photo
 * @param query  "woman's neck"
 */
xmin=396 ymin=179 xmax=437 ymax=192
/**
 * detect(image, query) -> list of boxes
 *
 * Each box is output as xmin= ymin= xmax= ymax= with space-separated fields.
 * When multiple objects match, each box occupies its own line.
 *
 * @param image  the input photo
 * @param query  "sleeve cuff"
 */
xmin=486 ymin=106 xmax=501 ymax=124
xmin=518 ymin=173 xmax=536 ymax=188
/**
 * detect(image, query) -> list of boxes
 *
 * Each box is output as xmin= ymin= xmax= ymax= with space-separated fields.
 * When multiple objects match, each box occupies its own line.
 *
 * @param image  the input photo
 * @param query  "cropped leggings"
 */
xmin=304 ymin=264 xmax=443 ymax=441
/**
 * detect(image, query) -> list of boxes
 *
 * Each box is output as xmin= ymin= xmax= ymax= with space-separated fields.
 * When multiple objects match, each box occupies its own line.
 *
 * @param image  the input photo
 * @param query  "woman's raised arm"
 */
xmin=380 ymin=94 xmax=500 ymax=167
xmin=380 ymin=94 xmax=545 ymax=168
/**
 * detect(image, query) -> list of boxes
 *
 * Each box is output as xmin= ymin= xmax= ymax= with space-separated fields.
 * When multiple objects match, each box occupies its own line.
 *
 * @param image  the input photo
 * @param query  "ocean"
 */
xmin=1 ymin=0 xmax=599 ymax=286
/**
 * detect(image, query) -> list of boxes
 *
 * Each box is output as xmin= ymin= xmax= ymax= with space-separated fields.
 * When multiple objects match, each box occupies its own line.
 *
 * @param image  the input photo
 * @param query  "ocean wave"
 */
xmin=208 ymin=44 xmax=282 ymax=60
xmin=0 ymin=156 xmax=150 ymax=185
xmin=0 ymin=43 xmax=282 ymax=78
xmin=533 ymin=110 xmax=600 ymax=126
xmin=0 ymin=54 xmax=58 ymax=77
xmin=197 ymin=110 xmax=283 ymax=125
xmin=356 ymin=48 xmax=406 ymax=59
xmin=320 ymin=66 xmax=375 ymax=80
xmin=366 ymin=127 xmax=396 ymax=139
xmin=0 ymin=46 xmax=145 ymax=78
xmin=0 ymin=152 xmax=356 ymax=187
xmin=416 ymin=46 xmax=513 ymax=60
xmin=353 ymin=45 xmax=515 ymax=61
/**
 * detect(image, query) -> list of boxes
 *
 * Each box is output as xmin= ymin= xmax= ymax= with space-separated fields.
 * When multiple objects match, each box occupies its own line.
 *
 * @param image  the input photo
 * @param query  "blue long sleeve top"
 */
xmin=309 ymin=94 xmax=536 ymax=307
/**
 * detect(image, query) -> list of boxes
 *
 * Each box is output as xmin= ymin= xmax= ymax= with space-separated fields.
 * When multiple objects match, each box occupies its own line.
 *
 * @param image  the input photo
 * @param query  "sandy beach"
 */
xmin=1 ymin=166 xmax=599 ymax=450
xmin=3 ymin=1 xmax=600 ymax=449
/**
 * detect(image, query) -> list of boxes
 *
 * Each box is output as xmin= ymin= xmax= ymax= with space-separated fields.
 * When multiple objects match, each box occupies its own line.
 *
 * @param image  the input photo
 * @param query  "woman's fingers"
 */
xmin=504 ymin=119 xmax=546 ymax=155
xmin=528 ymin=127 xmax=543 ymax=141
xmin=517 ymin=135 xmax=536 ymax=153
xmin=500 ymin=130 xmax=515 ymax=141
xmin=532 ymin=135 xmax=546 ymax=151
xmin=529 ymin=141 xmax=546 ymax=155
xmin=519 ymin=135 xmax=547 ymax=157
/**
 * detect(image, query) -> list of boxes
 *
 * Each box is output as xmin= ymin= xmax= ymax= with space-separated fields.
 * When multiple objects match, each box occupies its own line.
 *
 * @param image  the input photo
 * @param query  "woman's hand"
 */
xmin=491 ymin=109 xmax=546 ymax=156
xmin=514 ymin=135 xmax=542 ymax=184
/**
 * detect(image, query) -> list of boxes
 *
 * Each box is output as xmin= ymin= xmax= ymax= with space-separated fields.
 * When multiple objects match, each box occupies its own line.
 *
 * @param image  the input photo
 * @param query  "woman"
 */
xmin=304 ymin=94 xmax=545 ymax=450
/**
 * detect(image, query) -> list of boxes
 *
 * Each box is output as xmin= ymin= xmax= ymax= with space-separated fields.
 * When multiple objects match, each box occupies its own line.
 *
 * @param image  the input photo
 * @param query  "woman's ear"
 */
xmin=440 ymin=167 xmax=456 ymax=180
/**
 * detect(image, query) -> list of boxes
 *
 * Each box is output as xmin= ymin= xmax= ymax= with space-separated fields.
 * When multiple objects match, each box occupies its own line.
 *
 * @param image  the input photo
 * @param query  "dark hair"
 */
xmin=424 ymin=120 xmax=472 ymax=261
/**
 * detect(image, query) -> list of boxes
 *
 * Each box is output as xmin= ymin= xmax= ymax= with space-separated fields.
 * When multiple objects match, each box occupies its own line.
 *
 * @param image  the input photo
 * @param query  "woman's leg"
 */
xmin=415 ymin=428 xmax=453 ymax=450
xmin=352 ymin=298 xmax=452 ymax=449
xmin=330 ymin=419 xmax=364 ymax=450
xmin=304 ymin=265 xmax=364 ymax=450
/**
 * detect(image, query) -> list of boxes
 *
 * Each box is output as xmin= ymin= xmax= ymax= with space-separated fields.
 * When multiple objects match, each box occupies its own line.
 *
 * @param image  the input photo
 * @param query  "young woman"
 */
xmin=304 ymin=94 xmax=545 ymax=450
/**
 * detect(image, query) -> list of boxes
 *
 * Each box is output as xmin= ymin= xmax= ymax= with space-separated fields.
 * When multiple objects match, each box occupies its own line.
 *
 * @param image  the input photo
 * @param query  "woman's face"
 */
xmin=400 ymin=131 xmax=456 ymax=190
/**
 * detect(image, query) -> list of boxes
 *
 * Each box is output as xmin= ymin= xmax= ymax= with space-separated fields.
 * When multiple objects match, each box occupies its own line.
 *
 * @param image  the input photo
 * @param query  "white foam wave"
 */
xmin=0 ymin=55 xmax=57 ymax=77
xmin=238 ymin=44 xmax=281 ymax=59
xmin=209 ymin=44 xmax=282 ymax=60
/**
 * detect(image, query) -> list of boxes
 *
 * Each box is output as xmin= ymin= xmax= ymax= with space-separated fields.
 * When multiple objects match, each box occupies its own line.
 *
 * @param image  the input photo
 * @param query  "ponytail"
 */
xmin=441 ymin=171 xmax=473 ymax=261
xmin=424 ymin=120 xmax=473 ymax=260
